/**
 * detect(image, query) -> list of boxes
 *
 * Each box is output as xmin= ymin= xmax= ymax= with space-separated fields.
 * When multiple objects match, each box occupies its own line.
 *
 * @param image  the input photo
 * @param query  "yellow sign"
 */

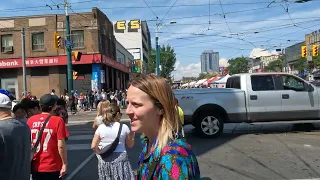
xmin=114 ymin=20 xmax=141 ymax=33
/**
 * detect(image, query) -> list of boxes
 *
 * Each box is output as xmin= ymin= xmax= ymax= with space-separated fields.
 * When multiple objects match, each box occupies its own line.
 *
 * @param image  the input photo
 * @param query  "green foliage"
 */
xmin=148 ymin=45 xmax=176 ymax=79
xmin=293 ymin=57 xmax=307 ymax=73
xmin=228 ymin=57 xmax=248 ymax=75
xmin=198 ymin=73 xmax=216 ymax=80
xmin=264 ymin=60 xmax=282 ymax=72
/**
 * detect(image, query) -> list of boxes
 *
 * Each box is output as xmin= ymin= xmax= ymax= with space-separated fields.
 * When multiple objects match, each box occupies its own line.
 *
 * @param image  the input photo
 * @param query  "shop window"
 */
xmin=31 ymin=67 xmax=48 ymax=77
xmin=32 ymin=32 xmax=44 ymax=50
xmin=71 ymin=30 xmax=84 ymax=48
xmin=1 ymin=34 xmax=13 ymax=53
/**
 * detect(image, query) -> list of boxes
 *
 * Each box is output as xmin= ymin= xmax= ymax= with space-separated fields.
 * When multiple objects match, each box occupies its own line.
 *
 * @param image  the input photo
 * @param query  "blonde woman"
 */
xmin=92 ymin=100 xmax=110 ymax=130
xmin=91 ymin=103 xmax=135 ymax=180
xmin=126 ymin=74 xmax=200 ymax=179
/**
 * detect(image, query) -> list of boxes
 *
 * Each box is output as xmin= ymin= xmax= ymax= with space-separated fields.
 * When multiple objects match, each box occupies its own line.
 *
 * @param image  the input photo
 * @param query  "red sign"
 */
xmin=0 ymin=54 xmax=102 ymax=69
xmin=0 ymin=54 xmax=129 ymax=73
xmin=102 ymin=55 xmax=129 ymax=73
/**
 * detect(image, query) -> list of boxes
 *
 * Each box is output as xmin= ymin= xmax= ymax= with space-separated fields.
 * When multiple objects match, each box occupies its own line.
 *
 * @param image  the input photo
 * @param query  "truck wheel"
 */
xmin=195 ymin=112 xmax=224 ymax=138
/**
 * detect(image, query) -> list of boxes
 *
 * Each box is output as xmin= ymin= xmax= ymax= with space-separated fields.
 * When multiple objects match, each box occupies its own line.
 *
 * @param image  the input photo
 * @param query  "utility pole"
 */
xmin=155 ymin=23 xmax=160 ymax=76
xmin=64 ymin=0 xmax=73 ymax=94
xmin=21 ymin=28 xmax=27 ymax=98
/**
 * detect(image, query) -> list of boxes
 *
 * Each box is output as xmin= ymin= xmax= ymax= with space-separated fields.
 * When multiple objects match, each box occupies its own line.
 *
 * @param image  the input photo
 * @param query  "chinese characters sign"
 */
xmin=0 ymin=54 xmax=101 ymax=69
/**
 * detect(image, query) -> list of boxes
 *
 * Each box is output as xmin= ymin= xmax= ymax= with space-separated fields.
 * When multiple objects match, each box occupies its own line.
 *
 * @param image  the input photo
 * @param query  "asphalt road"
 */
xmin=64 ymin=112 xmax=320 ymax=180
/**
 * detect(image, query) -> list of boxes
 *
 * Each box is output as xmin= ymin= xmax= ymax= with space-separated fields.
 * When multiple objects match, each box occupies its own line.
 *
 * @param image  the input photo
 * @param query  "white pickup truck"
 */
xmin=174 ymin=72 xmax=319 ymax=138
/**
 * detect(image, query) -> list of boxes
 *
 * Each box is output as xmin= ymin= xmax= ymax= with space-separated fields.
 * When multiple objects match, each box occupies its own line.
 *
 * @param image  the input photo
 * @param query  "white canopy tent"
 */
xmin=213 ymin=74 xmax=231 ymax=84
xmin=195 ymin=79 xmax=207 ymax=86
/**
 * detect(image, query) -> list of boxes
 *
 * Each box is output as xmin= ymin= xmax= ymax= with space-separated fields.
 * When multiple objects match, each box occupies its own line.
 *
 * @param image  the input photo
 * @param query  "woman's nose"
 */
xmin=125 ymin=104 xmax=133 ymax=115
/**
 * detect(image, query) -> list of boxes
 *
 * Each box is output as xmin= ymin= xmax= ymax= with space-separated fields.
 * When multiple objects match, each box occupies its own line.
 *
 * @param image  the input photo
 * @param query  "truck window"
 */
xmin=251 ymin=75 xmax=275 ymax=91
xmin=279 ymin=75 xmax=305 ymax=91
xmin=226 ymin=76 xmax=241 ymax=89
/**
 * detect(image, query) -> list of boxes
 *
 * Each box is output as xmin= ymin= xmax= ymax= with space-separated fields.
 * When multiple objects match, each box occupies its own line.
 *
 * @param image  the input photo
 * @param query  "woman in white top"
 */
xmin=91 ymin=103 xmax=135 ymax=180
xmin=92 ymin=100 xmax=110 ymax=130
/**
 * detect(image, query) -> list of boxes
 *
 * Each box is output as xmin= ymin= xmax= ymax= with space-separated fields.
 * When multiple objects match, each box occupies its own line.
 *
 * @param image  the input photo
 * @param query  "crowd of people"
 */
xmin=0 ymin=74 xmax=201 ymax=180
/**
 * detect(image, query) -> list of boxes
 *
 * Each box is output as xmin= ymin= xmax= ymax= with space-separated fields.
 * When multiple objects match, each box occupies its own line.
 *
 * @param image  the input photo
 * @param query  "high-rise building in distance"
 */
xmin=201 ymin=50 xmax=219 ymax=73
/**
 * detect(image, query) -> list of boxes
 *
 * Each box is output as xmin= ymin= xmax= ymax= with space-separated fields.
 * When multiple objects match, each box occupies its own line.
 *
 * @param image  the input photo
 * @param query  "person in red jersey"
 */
xmin=27 ymin=94 xmax=68 ymax=180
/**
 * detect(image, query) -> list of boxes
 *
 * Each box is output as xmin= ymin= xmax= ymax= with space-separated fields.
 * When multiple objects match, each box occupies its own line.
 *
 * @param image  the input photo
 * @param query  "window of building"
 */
xmin=251 ymin=75 xmax=275 ymax=91
xmin=32 ymin=32 xmax=44 ymax=50
xmin=117 ymin=50 xmax=125 ymax=64
xmin=71 ymin=30 xmax=84 ymax=48
xmin=1 ymin=34 xmax=13 ymax=52
xmin=31 ymin=67 xmax=49 ymax=77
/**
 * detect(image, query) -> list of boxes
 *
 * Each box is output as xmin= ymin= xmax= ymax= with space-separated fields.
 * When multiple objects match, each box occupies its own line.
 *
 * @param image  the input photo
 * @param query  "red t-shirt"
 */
xmin=27 ymin=113 xmax=69 ymax=172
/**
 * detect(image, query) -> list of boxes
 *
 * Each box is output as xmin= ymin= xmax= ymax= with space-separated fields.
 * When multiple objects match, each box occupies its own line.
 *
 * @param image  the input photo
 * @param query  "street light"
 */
xmin=155 ymin=21 xmax=177 ymax=75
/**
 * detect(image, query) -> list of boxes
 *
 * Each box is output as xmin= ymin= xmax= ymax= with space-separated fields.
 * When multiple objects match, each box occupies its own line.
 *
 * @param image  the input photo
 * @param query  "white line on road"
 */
xmin=64 ymin=153 xmax=95 ymax=180
xmin=68 ymin=119 xmax=131 ymax=125
xmin=290 ymin=179 xmax=320 ymax=180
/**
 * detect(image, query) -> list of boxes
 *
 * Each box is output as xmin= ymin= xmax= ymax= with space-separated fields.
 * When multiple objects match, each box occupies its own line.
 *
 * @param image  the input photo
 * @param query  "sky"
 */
xmin=1 ymin=0 xmax=320 ymax=80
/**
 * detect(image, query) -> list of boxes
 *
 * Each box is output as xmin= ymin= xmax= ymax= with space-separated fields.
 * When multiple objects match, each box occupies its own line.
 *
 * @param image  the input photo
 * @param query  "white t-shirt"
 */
xmin=95 ymin=122 xmax=130 ymax=152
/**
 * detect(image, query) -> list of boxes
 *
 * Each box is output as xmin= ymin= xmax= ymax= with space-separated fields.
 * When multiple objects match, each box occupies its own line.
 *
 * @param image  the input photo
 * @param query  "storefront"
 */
xmin=0 ymin=54 xmax=129 ymax=99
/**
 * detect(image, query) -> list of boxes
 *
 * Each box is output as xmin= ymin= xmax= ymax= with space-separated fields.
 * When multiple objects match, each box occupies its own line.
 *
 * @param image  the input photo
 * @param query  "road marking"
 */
xmin=68 ymin=119 xmax=131 ymax=125
xmin=304 ymin=144 xmax=312 ymax=147
xmin=68 ymin=135 xmax=93 ymax=141
xmin=290 ymin=179 xmax=320 ymax=180
xmin=64 ymin=153 xmax=95 ymax=180
xmin=67 ymin=144 xmax=91 ymax=151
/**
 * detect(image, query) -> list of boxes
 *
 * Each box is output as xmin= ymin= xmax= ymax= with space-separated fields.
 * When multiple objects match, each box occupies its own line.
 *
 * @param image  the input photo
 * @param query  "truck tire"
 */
xmin=195 ymin=112 xmax=224 ymax=138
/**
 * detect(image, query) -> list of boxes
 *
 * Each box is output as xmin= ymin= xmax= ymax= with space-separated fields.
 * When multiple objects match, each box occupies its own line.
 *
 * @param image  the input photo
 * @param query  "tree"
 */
xmin=264 ymin=60 xmax=282 ymax=72
xmin=294 ymin=57 xmax=307 ymax=73
xmin=198 ymin=73 xmax=216 ymax=80
xmin=228 ymin=57 xmax=248 ymax=75
xmin=148 ymin=45 xmax=176 ymax=79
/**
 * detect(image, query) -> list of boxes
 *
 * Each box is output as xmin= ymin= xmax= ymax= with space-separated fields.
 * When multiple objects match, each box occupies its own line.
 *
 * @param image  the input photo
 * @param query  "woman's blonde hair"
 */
xmin=129 ymin=74 xmax=179 ymax=151
xmin=102 ymin=103 xmax=121 ymax=126
xmin=97 ymin=100 xmax=110 ymax=117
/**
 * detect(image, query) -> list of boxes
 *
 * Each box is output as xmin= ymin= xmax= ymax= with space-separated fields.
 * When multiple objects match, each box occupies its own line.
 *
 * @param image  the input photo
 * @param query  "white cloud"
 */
xmin=249 ymin=48 xmax=280 ymax=58
xmin=172 ymin=61 xmax=201 ymax=80
xmin=219 ymin=58 xmax=229 ymax=67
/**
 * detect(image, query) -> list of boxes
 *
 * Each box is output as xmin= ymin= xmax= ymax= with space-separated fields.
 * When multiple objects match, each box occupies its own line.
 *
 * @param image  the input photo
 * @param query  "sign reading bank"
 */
xmin=114 ymin=20 xmax=141 ymax=33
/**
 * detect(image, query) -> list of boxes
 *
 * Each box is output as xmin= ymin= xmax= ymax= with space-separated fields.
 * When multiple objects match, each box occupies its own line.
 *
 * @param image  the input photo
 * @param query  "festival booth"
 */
xmin=195 ymin=79 xmax=208 ymax=87
xmin=203 ymin=75 xmax=221 ymax=87
xmin=211 ymin=74 xmax=231 ymax=88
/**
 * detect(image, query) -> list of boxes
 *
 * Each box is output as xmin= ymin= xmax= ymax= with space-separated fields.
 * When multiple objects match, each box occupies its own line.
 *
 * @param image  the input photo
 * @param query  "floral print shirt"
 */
xmin=137 ymin=136 xmax=200 ymax=180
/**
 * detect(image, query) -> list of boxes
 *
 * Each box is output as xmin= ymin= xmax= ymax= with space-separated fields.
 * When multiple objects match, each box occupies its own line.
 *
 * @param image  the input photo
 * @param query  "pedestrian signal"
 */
xmin=312 ymin=44 xmax=318 ymax=57
xmin=301 ymin=46 xmax=307 ymax=57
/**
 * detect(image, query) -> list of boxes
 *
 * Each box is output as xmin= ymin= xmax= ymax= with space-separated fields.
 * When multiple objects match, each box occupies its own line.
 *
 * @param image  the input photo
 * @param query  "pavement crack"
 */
xmin=275 ymin=134 xmax=320 ymax=177
xmin=228 ymin=144 xmax=289 ymax=180
xmin=198 ymin=156 xmax=268 ymax=180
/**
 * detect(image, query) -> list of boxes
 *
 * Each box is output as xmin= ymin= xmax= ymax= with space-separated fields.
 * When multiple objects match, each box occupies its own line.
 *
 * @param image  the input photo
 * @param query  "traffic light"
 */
xmin=73 ymin=51 xmax=82 ymax=61
xmin=54 ymin=32 xmax=61 ymax=49
xmin=301 ymin=46 xmax=307 ymax=57
xmin=312 ymin=44 xmax=318 ymax=56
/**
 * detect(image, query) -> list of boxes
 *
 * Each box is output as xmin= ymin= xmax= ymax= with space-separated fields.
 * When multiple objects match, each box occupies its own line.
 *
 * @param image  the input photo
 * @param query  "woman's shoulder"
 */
xmin=157 ymin=139 xmax=200 ymax=178
xmin=161 ymin=139 xmax=195 ymax=158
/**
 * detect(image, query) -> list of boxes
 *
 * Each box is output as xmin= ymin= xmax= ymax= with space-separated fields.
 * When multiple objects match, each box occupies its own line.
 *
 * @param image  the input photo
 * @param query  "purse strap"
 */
xmin=116 ymin=123 xmax=123 ymax=139
xmin=32 ymin=115 xmax=51 ymax=152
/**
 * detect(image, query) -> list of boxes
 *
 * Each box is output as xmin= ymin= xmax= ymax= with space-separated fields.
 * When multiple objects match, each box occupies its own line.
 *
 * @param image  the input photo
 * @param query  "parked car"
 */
xmin=174 ymin=72 xmax=319 ymax=138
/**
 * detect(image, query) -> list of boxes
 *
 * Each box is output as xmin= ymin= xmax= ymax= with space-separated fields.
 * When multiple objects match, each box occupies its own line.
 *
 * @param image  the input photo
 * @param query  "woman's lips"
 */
xmin=131 ymin=119 xmax=138 ymax=123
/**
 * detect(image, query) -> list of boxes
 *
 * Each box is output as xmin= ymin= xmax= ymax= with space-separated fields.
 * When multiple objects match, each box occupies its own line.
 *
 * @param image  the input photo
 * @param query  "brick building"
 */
xmin=0 ymin=7 xmax=129 ymax=99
